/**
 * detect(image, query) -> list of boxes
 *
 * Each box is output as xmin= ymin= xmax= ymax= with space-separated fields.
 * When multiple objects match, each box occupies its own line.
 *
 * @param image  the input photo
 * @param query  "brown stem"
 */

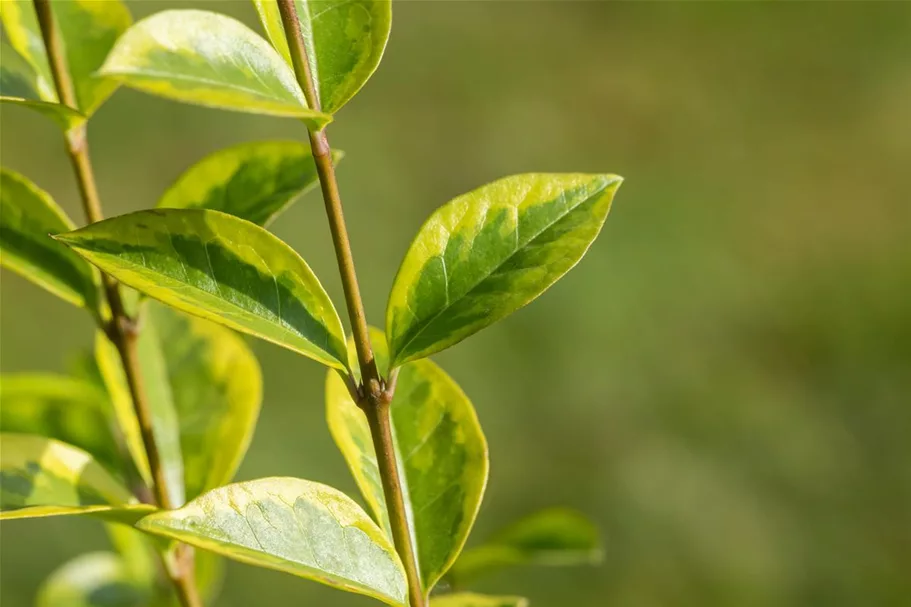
xmin=33 ymin=2 xmax=200 ymax=605
xmin=276 ymin=2 xmax=426 ymax=605
xmin=275 ymin=0 xmax=379 ymax=392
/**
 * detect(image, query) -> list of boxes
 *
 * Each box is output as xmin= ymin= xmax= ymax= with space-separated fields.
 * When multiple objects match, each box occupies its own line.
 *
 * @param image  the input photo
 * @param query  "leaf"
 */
xmin=0 ymin=169 xmax=99 ymax=310
xmin=327 ymin=328 xmax=488 ymax=594
xmin=36 ymin=552 xmax=153 ymax=607
xmin=386 ymin=173 xmax=623 ymax=367
xmin=136 ymin=477 xmax=409 ymax=606
xmin=0 ymin=373 xmax=121 ymax=476
xmin=431 ymin=594 xmax=528 ymax=607
xmin=252 ymin=0 xmax=392 ymax=113
xmin=100 ymin=9 xmax=331 ymax=128
xmin=0 ymin=0 xmax=55 ymax=100
xmin=0 ymin=433 xmax=153 ymax=522
xmin=0 ymin=0 xmax=131 ymax=117
xmin=0 ymin=41 xmax=86 ymax=130
xmin=150 ymin=302 xmax=263 ymax=500
xmin=449 ymin=508 xmax=603 ymax=584
xmin=158 ymin=140 xmax=342 ymax=227
xmin=58 ymin=208 xmax=349 ymax=371
xmin=95 ymin=321 xmax=185 ymax=508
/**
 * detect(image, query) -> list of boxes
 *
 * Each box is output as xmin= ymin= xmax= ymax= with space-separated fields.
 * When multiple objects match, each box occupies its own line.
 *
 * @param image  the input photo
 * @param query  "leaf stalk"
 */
xmin=33 ymin=2 xmax=201 ymax=605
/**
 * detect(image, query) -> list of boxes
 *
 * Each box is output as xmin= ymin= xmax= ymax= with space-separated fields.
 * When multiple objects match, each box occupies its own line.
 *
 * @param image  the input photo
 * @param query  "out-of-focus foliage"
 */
xmin=2 ymin=1 xmax=909 ymax=606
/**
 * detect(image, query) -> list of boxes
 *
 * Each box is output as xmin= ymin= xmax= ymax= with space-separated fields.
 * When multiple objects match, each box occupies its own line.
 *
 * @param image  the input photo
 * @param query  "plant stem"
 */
xmin=274 ymin=0 xmax=379 ymax=392
xmin=363 ymin=401 xmax=426 ymax=606
xmin=33 ymin=3 xmax=201 ymax=606
xmin=276 ymin=2 xmax=426 ymax=605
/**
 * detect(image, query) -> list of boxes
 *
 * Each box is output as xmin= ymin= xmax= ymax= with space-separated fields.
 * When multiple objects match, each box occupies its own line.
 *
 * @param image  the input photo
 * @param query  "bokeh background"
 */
xmin=2 ymin=1 xmax=910 ymax=606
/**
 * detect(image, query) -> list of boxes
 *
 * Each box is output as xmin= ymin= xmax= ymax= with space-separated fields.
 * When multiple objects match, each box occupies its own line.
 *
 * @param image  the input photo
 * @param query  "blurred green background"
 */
xmin=2 ymin=1 xmax=910 ymax=606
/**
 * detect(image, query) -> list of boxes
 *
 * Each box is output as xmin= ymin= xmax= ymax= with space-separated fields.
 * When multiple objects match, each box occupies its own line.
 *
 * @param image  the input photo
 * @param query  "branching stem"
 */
xmin=276 ymin=1 xmax=426 ymax=605
xmin=33 ymin=2 xmax=201 ymax=606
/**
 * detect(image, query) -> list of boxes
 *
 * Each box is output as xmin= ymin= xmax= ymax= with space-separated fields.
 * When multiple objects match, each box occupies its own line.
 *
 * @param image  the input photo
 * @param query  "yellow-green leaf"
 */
xmin=450 ymin=508 xmax=603 ymax=584
xmin=0 ymin=373 xmax=121 ymax=476
xmin=431 ymin=594 xmax=528 ymax=607
xmin=252 ymin=0 xmax=392 ymax=113
xmin=0 ymin=433 xmax=153 ymax=522
xmin=0 ymin=0 xmax=131 ymax=117
xmin=136 ymin=477 xmax=409 ymax=606
xmin=95 ymin=322 xmax=185 ymax=508
xmin=0 ymin=168 xmax=99 ymax=310
xmin=327 ymin=328 xmax=488 ymax=595
xmin=58 ymin=209 xmax=348 ymax=371
xmin=0 ymin=41 xmax=86 ymax=130
xmin=100 ymin=9 xmax=330 ymax=128
xmin=36 ymin=552 xmax=153 ymax=607
xmin=386 ymin=173 xmax=622 ymax=367
xmin=150 ymin=303 xmax=263 ymax=500
xmin=158 ymin=140 xmax=342 ymax=227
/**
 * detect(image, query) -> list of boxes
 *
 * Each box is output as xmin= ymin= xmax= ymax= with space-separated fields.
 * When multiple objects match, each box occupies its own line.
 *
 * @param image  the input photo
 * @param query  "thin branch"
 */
xmin=33 ymin=3 xmax=201 ymax=606
xmin=275 ymin=2 xmax=425 ymax=605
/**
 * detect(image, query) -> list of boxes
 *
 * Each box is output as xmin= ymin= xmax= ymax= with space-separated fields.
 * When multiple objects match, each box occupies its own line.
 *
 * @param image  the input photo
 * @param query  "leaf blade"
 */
xmin=0 ymin=433 xmax=152 ymax=522
xmin=100 ymin=9 xmax=330 ymax=127
xmin=431 ymin=594 xmax=528 ymax=607
xmin=327 ymin=328 xmax=489 ymax=594
xmin=252 ymin=0 xmax=392 ymax=113
xmin=158 ymin=140 xmax=341 ymax=227
xmin=450 ymin=508 xmax=603 ymax=584
xmin=0 ymin=169 xmax=99 ymax=310
xmin=58 ymin=209 xmax=348 ymax=370
xmin=37 ymin=552 xmax=153 ymax=607
xmin=136 ymin=477 xmax=409 ymax=606
xmin=0 ymin=373 xmax=120 ymax=476
xmin=386 ymin=174 xmax=622 ymax=367
xmin=150 ymin=303 xmax=263 ymax=500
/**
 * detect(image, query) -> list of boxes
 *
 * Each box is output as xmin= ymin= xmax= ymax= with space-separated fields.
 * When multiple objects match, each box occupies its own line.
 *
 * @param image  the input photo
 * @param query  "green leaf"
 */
xmin=386 ymin=173 xmax=623 ymax=367
xmin=327 ymin=328 xmax=488 ymax=594
xmin=252 ymin=0 xmax=392 ymax=113
xmin=0 ymin=373 xmax=121 ymax=476
xmin=431 ymin=594 xmax=528 ymax=607
xmin=150 ymin=302 xmax=263 ymax=500
xmin=136 ymin=477 xmax=409 ymax=606
xmin=0 ymin=0 xmax=131 ymax=117
xmin=450 ymin=508 xmax=603 ymax=584
xmin=58 ymin=208 xmax=349 ymax=371
xmin=100 ymin=9 xmax=331 ymax=128
xmin=95 ymin=322 xmax=185 ymax=508
xmin=0 ymin=168 xmax=99 ymax=310
xmin=158 ymin=140 xmax=342 ymax=227
xmin=0 ymin=41 xmax=86 ymax=130
xmin=0 ymin=0 xmax=55 ymax=100
xmin=36 ymin=552 xmax=153 ymax=607
xmin=0 ymin=433 xmax=153 ymax=522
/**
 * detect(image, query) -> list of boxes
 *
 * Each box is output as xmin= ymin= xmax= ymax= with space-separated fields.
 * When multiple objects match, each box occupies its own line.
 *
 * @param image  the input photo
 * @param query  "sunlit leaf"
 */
xmin=36 ymin=552 xmax=152 ymax=607
xmin=150 ymin=303 xmax=263 ymax=500
xmin=95 ymin=321 xmax=185 ymax=508
xmin=158 ymin=140 xmax=341 ymax=227
xmin=386 ymin=173 xmax=622 ymax=367
xmin=100 ymin=10 xmax=330 ymax=128
xmin=136 ymin=477 xmax=409 ymax=606
xmin=0 ymin=373 xmax=120 ymax=475
xmin=252 ymin=0 xmax=392 ymax=113
xmin=58 ymin=209 xmax=348 ymax=371
xmin=0 ymin=168 xmax=98 ymax=310
xmin=0 ymin=433 xmax=153 ymax=522
xmin=450 ymin=508 xmax=602 ymax=584
xmin=431 ymin=594 xmax=528 ymax=607
xmin=0 ymin=0 xmax=131 ymax=116
xmin=327 ymin=328 xmax=488 ymax=594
